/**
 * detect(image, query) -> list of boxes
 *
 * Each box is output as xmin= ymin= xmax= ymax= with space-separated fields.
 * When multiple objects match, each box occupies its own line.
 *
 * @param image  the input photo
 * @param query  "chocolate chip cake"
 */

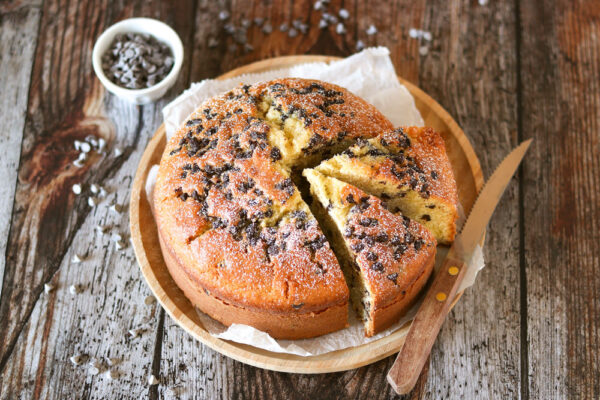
xmin=154 ymin=78 xmax=394 ymax=339
xmin=303 ymin=169 xmax=436 ymax=336
xmin=313 ymin=127 xmax=459 ymax=244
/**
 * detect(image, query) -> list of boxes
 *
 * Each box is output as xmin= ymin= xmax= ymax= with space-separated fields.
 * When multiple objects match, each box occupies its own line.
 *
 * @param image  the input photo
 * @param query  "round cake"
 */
xmin=154 ymin=78 xmax=395 ymax=339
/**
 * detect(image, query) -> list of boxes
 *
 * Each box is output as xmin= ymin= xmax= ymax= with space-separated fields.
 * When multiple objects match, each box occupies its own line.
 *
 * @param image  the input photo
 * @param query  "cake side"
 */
xmin=158 ymin=230 xmax=349 ymax=339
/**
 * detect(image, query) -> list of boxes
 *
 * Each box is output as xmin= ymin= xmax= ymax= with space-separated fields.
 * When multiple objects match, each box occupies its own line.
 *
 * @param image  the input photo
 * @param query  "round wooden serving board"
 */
xmin=130 ymin=55 xmax=484 ymax=374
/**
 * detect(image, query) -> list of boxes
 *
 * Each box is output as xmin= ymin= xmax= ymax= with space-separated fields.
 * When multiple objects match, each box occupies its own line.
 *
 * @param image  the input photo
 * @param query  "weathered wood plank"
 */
xmin=0 ymin=0 xmax=195 ymax=398
xmin=0 ymin=1 xmax=41 ymax=304
xmin=416 ymin=1 xmax=522 ymax=398
xmin=7 ymin=0 xmax=599 ymax=398
xmin=520 ymin=1 xmax=600 ymax=398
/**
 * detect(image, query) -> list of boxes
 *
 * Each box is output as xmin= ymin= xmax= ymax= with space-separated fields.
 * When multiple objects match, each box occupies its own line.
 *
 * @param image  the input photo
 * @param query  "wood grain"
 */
xmin=520 ymin=1 xmax=600 ymax=398
xmin=0 ymin=0 xmax=41 ymax=306
xmin=0 ymin=1 xmax=195 ymax=399
xmin=413 ymin=1 xmax=523 ymax=398
xmin=0 ymin=0 xmax=598 ymax=398
xmin=388 ymin=254 xmax=469 ymax=394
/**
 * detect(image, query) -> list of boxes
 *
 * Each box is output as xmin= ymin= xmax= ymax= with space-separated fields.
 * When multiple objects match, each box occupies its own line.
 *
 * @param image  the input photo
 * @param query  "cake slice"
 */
xmin=313 ymin=127 xmax=459 ymax=244
xmin=304 ymin=169 xmax=437 ymax=336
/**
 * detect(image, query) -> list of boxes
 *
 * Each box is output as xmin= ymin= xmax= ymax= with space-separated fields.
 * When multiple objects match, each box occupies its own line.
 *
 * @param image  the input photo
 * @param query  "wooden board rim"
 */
xmin=129 ymin=55 xmax=484 ymax=374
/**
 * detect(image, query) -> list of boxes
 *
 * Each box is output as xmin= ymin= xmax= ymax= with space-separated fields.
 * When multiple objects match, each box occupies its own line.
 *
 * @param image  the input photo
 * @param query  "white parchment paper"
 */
xmin=146 ymin=47 xmax=485 ymax=356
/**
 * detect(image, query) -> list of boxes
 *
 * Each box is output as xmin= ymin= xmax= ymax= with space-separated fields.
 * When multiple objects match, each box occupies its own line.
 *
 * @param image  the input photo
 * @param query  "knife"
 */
xmin=386 ymin=139 xmax=533 ymax=395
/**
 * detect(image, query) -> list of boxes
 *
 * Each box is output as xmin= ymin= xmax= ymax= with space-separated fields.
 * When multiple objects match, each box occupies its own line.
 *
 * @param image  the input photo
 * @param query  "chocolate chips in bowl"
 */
xmin=92 ymin=18 xmax=183 ymax=104
xmin=101 ymin=33 xmax=175 ymax=90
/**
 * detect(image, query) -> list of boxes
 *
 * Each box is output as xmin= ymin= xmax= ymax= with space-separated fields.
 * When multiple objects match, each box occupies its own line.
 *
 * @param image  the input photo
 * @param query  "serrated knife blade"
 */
xmin=452 ymin=138 xmax=532 ymax=261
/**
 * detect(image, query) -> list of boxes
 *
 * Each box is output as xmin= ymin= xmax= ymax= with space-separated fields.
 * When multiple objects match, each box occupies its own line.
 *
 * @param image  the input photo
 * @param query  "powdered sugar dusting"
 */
xmin=144 ymin=49 xmax=486 ymax=356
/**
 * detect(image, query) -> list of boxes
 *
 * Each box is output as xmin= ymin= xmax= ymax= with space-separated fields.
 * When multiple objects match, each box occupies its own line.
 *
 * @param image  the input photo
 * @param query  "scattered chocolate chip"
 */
xmin=414 ymin=239 xmax=424 ymax=251
xmin=387 ymin=273 xmax=398 ymax=284
xmin=402 ymin=216 xmax=411 ymax=228
xmin=351 ymin=242 xmax=365 ymax=252
xmin=391 ymin=236 xmax=402 ymax=246
xmin=266 ymin=243 xmax=279 ymax=255
xmin=371 ymin=262 xmax=384 ymax=272
xmin=275 ymin=178 xmax=295 ymax=196
xmin=270 ymin=147 xmax=282 ymax=161
xmin=186 ymin=118 xmax=202 ymax=127
xmin=359 ymin=217 xmax=378 ymax=227
xmin=394 ymin=244 xmax=408 ymax=260
xmin=375 ymin=233 xmax=389 ymax=243
xmin=344 ymin=226 xmax=354 ymax=237
xmin=292 ymin=210 xmax=307 ymax=220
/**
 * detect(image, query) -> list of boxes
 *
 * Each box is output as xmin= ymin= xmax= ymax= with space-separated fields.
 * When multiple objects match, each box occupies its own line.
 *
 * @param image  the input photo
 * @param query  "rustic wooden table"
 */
xmin=0 ymin=1 xmax=598 ymax=399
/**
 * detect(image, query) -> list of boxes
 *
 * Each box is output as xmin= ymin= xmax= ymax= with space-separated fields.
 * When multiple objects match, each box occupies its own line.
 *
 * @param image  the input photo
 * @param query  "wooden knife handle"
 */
xmin=387 ymin=255 xmax=468 ymax=395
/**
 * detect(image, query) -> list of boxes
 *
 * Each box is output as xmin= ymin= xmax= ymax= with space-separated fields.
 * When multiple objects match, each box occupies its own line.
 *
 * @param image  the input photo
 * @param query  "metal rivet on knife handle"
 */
xmin=435 ymin=292 xmax=447 ymax=302
xmin=448 ymin=266 xmax=459 ymax=276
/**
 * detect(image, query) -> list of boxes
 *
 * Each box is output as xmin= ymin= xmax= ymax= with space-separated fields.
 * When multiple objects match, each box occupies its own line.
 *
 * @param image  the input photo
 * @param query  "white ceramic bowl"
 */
xmin=92 ymin=18 xmax=184 ymax=104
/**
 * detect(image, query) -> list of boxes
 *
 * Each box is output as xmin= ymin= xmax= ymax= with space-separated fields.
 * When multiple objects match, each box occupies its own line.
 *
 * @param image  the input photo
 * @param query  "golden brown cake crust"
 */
xmin=159 ymin=231 xmax=349 ymax=339
xmin=368 ymin=251 xmax=435 ymax=335
xmin=333 ymin=182 xmax=437 ymax=336
xmin=375 ymin=127 xmax=458 ymax=207
xmin=338 ymin=184 xmax=437 ymax=308
xmin=154 ymin=78 xmax=394 ymax=338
